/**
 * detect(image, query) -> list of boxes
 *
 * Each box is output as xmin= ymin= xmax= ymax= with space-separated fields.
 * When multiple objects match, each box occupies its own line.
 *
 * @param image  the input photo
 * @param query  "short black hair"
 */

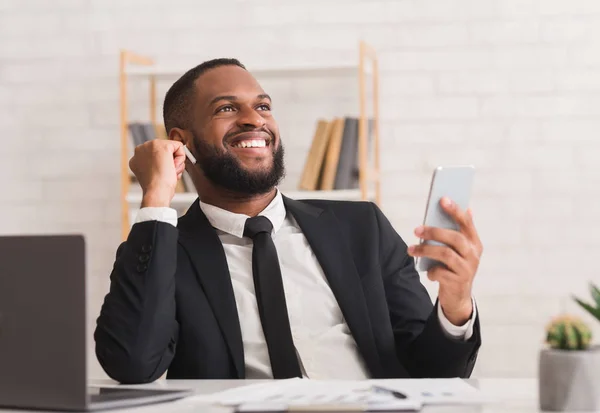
xmin=162 ymin=58 xmax=246 ymax=134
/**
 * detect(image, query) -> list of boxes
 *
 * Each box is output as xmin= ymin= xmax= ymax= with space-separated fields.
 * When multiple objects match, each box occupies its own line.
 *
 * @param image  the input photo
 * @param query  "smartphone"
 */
xmin=416 ymin=165 xmax=475 ymax=272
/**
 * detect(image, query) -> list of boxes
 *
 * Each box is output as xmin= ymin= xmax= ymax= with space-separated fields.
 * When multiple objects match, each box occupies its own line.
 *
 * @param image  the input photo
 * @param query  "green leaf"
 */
xmin=591 ymin=283 xmax=600 ymax=308
xmin=565 ymin=323 xmax=577 ymax=349
xmin=574 ymin=298 xmax=600 ymax=322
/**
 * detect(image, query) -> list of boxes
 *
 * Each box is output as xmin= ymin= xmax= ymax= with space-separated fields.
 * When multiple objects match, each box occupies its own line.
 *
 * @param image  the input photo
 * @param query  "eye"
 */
xmin=217 ymin=105 xmax=235 ymax=113
xmin=257 ymin=103 xmax=271 ymax=111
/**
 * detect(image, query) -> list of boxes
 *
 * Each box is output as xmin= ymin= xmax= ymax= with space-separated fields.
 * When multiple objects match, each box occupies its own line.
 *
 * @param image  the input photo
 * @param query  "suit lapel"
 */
xmin=283 ymin=196 xmax=383 ymax=377
xmin=177 ymin=200 xmax=245 ymax=378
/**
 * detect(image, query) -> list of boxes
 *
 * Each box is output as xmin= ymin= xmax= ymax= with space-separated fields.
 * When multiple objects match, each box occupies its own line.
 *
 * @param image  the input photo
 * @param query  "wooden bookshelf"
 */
xmin=119 ymin=42 xmax=381 ymax=240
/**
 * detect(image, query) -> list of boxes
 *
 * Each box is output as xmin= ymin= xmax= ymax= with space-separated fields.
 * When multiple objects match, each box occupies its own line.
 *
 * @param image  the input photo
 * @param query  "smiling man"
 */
xmin=95 ymin=59 xmax=483 ymax=383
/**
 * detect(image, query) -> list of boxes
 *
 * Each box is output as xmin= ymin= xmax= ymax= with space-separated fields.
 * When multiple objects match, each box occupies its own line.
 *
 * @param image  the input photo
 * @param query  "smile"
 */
xmin=232 ymin=139 xmax=268 ymax=148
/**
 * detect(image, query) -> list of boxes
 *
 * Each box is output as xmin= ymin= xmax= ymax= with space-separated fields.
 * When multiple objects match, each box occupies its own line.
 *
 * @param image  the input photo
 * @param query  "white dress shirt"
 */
xmin=136 ymin=191 xmax=477 ymax=379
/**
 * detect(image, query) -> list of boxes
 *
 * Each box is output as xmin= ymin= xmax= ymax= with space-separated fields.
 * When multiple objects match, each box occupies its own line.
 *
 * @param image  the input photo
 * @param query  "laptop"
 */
xmin=0 ymin=235 xmax=192 ymax=411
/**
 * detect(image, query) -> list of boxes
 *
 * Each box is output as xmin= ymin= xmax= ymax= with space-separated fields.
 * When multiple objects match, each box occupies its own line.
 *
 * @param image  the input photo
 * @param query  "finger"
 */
xmin=174 ymin=145 xmax=186 ymax=159
xmin=173 ymin=154 xmax=185 ymax=173
xmin=427 ymin=266 xmax=454 ymax=283
xmin=167 ymin=139 xmax=183 ymax=151
xmin=172 ymin=147 xmax=187 ymax=168
xmin=415 ymin=226 xmax=471 ymax=259
xmin=408 ymin=244 xmax=466 ymax=275
xmin=175 ymin=162 xmax=185 ymax=175
xmin=174 ymin=152 xmax=186 ymax=167
xmin=440 ymin=197 xmax=479 ymax=242
xmin=465 ymin=208 xmax=484 ymax=255
xmin=168 ymin=140 xmax=186 ymax=158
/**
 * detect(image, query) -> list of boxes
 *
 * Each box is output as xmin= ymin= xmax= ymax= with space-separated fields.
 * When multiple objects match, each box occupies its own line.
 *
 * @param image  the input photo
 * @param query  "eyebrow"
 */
xmin=208 ymin=94 xmax=272 ymax=107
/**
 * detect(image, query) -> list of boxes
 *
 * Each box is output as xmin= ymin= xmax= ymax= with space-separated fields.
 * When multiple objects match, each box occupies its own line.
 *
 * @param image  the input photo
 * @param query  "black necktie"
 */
xmin=244 ymin=216 xmax=302 ymax=379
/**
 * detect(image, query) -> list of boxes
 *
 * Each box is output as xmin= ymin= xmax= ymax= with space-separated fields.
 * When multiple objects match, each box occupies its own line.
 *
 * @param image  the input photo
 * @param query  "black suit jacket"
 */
xmin=95 ymin=197 xmax=480 ymax=384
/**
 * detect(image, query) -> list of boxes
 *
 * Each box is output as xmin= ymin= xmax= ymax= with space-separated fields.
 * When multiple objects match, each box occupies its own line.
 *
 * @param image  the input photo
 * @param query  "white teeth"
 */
xmin=233 ymin=139 xmax=266 ymax=148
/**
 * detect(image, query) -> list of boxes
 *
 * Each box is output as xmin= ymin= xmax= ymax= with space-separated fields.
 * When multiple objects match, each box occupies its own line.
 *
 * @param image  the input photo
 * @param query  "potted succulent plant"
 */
xmin=539 ymin=283 xmax=600 ymax=411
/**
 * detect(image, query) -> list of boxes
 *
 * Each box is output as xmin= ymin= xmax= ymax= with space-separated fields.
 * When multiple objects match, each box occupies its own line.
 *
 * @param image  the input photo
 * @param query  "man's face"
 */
xmin=189 ymin=65 xmax=284 ymax=195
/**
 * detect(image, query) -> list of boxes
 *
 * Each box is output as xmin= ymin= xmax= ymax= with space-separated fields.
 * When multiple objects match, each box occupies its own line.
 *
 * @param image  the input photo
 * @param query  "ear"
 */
xmin=169 ymin=127 xmax=188 ymax=145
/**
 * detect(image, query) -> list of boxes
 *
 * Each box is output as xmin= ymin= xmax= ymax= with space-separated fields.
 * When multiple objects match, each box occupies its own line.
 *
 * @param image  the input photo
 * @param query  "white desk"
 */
xmin=0 ymin=379 xmax=571 ymax=413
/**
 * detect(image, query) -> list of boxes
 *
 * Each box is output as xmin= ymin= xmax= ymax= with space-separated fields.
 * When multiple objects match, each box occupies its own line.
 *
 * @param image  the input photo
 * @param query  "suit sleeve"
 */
xmin=94 ymin=221 xmax=179 ymax=384
xmin=372 ymin=203 xmax=480 ymax=378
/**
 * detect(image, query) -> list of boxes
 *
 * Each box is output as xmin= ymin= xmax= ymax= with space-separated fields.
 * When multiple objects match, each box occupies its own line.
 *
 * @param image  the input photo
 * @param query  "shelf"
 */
xmin=126 ymin=189 xmax=374 ymax=207
xmin=125 ymin=62 xmax=369 ymax=78
xmin=119 ymin=42 xmax=380 ymax=240
xmin=284 ymin=189 xmax=374 ymax=201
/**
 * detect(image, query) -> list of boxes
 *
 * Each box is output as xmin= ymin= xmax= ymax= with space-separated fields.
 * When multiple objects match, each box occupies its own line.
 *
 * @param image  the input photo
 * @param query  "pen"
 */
xmin=370 ymin=385 xmax=407 ymax=400
xmin=183 ymin=145 xmax=197 ymax=165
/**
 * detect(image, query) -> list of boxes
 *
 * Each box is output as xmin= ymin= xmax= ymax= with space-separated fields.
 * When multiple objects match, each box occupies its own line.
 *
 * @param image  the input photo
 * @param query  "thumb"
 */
xmin=174 ymin=158 xmax=185 ymax=174
xmin=168 ymin=140 xmax=184 ymax=153
xmin=172 ymin=143 xmax=187 ymax=162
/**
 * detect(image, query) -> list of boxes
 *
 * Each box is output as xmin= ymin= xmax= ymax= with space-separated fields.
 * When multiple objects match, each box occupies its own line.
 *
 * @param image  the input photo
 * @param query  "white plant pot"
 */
xmin=539 ymin=346 xmax=600 ymax=411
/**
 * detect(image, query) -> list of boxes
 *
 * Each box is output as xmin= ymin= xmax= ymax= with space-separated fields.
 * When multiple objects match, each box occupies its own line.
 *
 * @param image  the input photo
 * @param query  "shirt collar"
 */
xmin=198 ymin=189 xmax=286 ymax=238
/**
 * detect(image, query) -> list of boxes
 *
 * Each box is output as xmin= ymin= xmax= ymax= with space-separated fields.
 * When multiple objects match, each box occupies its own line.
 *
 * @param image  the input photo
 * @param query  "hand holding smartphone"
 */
xmin=416 ymin=165 xmax=475 ymax=272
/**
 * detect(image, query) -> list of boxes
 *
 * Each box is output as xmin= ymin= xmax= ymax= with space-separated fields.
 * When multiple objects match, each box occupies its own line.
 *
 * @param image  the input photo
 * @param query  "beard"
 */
xmin=191 ymin=133 xmax=285 ymax=196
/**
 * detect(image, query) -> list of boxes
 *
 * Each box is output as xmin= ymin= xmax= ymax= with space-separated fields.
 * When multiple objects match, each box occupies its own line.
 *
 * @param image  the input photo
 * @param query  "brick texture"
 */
xmin=1 ymin=0 xmax=599 ymax=379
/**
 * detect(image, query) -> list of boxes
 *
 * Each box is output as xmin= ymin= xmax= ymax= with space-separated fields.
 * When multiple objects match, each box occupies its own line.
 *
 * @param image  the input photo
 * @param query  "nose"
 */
xmin=237 ymin=105 xmax=266 ymax=129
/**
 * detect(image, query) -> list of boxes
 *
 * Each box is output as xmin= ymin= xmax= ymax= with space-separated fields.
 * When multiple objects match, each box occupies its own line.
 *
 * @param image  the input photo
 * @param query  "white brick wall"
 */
xmin=1 ymin=0 xmax=599 ymax=380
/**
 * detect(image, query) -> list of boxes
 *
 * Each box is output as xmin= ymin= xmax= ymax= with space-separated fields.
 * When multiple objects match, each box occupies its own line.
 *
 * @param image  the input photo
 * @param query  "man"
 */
xmin=95 ymin=58 xmax=483 ymax=384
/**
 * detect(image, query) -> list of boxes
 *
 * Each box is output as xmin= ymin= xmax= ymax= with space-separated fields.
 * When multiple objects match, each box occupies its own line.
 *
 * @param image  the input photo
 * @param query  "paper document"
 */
xmin=191 ymin=378 xmax=486 ymax=411
xmin=194 ymin=378 xmax=422 ymax=411
xmin=370 ymin=378 xmax=487 ymax=405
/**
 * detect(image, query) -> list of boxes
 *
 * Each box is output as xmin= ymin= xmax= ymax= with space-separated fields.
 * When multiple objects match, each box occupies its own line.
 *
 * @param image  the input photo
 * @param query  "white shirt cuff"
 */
xmin=135 ymin=207 xmax=178 ymax=227
xmin=437 ymin=297 xmax=477 ymax=341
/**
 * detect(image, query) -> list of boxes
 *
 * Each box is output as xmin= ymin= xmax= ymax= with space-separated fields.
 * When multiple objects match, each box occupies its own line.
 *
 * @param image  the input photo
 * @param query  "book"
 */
xmin=333 ymin=117 xmax=359 ymax=190
xmin=298 ymin=120 xmax=333 ymax=191
xmin=128 ymin=122 xmax=168 ymax=144
xmin=128 ymin=123 xmax=146 ymax=147
xmin=141 ymin=123 xmax=156 ymax=142
xmin=319 ymin=118 xmax=345 ymax=190
xmin=334 ymin=117 xmax=375 ymax=190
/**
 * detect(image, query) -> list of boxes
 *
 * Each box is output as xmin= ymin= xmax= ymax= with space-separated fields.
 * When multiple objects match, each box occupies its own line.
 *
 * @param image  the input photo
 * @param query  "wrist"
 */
xmin=441 ymin=299 xmax=473 ymax=326
xmin=141 ymin=189 xmax=172 ymax=208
